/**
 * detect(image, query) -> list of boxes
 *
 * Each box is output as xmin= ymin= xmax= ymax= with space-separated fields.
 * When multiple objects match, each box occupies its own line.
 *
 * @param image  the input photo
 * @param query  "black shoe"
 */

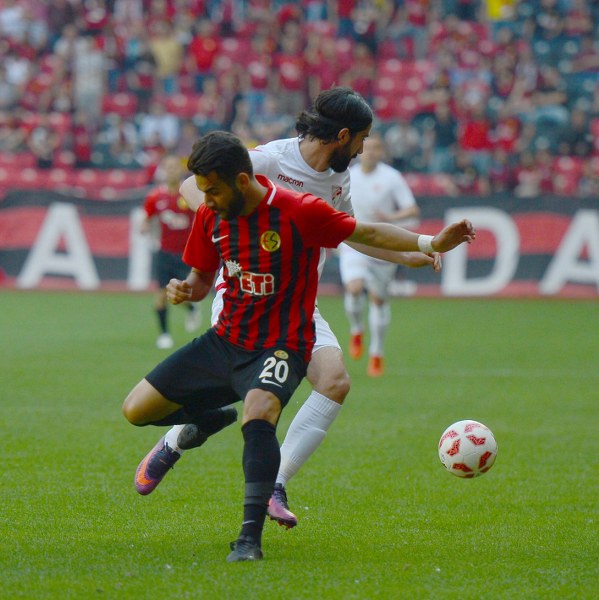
xmin=226 ymin=535 xmax=263 ymax=562
xmin=177 ymin=406 xmax=238 ymax=450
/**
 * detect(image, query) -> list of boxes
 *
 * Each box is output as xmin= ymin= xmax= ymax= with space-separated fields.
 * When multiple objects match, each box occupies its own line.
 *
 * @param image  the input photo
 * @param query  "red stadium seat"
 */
xmin=552 ymin=156 xmax=584 ymax=177
xmin=161 ymin=93 xmax=203 ymax=119
xmin=101 ymin=93 xmax=138 ymax=117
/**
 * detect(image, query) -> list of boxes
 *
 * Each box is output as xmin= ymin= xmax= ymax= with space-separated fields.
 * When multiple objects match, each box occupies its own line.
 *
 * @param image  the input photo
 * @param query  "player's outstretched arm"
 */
xmin=166 ymin=269 xmax=216 ymax=305
xmin=347 ymin=219 xmax=475 ymax=254
xmin=344 ymin=240 xmax=440 ymax=270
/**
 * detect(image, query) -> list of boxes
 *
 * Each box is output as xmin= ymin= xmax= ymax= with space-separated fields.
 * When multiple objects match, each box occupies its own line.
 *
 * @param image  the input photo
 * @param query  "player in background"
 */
xmin=340 ymin=131 xmax=421 ymax=377
xmin=123 ymin=130 xmax=476 ymax=562
xmin=141 ymin=154 xmax=201 ymax=349
xmin=134 ymin=87 xmax=441 ymax=527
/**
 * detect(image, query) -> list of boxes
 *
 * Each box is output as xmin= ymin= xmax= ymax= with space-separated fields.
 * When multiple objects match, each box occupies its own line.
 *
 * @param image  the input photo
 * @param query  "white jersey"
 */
xmin=339 ymin=160 xmax=417 ymax=297
xmin=251 ymin=137 xmax=354 ymax=278
xmin=251 ymin=138 xmax=354 ymax=215
xmin=348 ymin=161 xmax=416 ymax=224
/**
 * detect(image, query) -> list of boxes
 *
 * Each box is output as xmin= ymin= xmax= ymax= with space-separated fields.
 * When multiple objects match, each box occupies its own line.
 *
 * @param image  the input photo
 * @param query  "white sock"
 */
xmin=164 ymin=424 xmax=187 ymax=454
xmin=277 ymin=391 xmax=342 ymax=486
xmin=368 ymin=301 xmax=390 ymax=357
xmin=344 ymin=292 xmax=365 ymax=334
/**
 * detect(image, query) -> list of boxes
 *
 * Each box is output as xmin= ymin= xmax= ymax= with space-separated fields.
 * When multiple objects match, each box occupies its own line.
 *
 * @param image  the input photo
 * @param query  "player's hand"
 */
xmin=401 ymin=252 xmax=442 ymax=272
xmin=432 ymin=219 xmax=475 ymax=253
xmin=166 ymin=278 xmax=193 ymax=305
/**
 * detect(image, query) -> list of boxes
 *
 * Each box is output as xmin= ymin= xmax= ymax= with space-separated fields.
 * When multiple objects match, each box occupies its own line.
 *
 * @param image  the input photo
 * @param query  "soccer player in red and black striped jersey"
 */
xmin=141 ymin=154 xmax=200 ymax=349
xmin=122 ymin=131 xmax=475 ymax=562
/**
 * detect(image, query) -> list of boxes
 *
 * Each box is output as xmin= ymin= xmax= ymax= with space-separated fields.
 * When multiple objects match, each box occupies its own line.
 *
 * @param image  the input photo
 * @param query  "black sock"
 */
xmin=157 ymin=308 xmax=167 ymax=333
xmin=147 ymin=404 xmax=237 ymax=429
xmin=240 ymin=419 xmax=279 ymax=545
xmin=196 ymin=407 xmax=236 ymax=435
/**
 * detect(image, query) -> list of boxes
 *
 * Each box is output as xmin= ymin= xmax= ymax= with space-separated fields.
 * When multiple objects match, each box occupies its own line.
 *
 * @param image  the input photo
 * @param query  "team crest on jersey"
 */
xmin=177 ymin=196 xmax=189 ymax=210
xmin=274 ymin=350 xmax=289 ymax=360
xmin=332 ymin=186 xmax=342 ymax=203
xmin=260 ymin=230 xmax=281 ymax=252
xmin=225 ymin=259 xmax=242 ymax=277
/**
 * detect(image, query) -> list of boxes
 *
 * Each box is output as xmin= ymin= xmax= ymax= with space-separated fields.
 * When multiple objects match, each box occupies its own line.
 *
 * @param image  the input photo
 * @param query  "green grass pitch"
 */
xmin=1 ymin=290 xmax=597 ymax=599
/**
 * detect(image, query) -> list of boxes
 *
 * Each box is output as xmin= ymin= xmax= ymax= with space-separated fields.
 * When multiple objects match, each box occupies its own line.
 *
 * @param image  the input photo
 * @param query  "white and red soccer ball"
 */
xmin=438 ymin=420 xmax=498 ymax=478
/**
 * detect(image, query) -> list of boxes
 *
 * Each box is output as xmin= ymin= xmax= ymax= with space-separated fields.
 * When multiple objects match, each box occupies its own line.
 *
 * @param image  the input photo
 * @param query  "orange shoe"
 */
xmin=367 ymin=355 xmax=384 ymax=377
xmin=349 ymin=333 xmax=363 ymax=360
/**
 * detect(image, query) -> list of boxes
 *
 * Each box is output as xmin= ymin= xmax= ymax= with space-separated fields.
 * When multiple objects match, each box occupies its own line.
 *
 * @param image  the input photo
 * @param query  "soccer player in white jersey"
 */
xmin=340 ymin=132 xmax=421 ymax=377
xmin=133 ymin=87 xmax=441 ymax=528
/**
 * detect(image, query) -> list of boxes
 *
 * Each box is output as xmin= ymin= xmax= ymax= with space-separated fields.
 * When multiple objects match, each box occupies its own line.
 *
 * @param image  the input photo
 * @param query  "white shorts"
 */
xmin=211 ymin=280 xmax=340 ymax=354
xmin=338 ymin=244 xmax=397 ymax=300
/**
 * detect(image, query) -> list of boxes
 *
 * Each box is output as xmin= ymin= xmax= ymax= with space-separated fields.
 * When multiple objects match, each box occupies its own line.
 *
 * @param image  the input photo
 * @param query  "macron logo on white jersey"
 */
xmin=277 ymin=173 xmax=304 ymax=188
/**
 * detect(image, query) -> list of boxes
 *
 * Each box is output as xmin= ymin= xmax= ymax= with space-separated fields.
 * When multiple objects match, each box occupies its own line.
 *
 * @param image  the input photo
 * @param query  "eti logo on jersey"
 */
xmin=225 ymin=258 xmax=275 ymax=297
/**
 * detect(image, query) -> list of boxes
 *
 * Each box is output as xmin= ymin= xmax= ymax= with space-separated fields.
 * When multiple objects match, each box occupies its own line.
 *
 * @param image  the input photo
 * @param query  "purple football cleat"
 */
xmin=267 ymin=483 xmax=298 ymax=529
xmin=135 ymin=436 xmax=180 ymax=495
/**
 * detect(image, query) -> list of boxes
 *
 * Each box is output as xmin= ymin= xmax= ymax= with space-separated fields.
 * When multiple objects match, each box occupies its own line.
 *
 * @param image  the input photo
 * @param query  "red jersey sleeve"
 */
xmin=294 ymin=194 xmax=356 ymax=248
xmin=182 ymin=206 xmax=221 ymax=272
xmin=143 ymin=188 xmax=159 ymax=217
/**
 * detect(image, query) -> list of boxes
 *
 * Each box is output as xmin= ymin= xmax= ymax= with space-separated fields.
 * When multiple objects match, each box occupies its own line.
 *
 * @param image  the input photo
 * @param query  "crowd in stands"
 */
xmin=0 ymin=0 xmax=598 ymax=198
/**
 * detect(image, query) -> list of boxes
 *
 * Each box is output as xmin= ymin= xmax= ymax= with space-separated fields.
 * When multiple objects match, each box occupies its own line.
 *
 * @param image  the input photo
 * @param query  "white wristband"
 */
xmin=418 ymin=234 xmax=435 ymax=254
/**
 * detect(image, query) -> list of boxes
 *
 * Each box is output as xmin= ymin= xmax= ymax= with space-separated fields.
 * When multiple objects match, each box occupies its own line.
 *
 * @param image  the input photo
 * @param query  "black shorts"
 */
xmin=154 ymin=249 xmax=189 ymax=288
xmin=145 ymin=328 xmax=307 ymax=410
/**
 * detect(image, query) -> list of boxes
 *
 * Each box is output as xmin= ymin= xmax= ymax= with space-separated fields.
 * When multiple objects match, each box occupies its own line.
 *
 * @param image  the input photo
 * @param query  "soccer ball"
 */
xmin=438 ymin=420 xmax=497 ymax=478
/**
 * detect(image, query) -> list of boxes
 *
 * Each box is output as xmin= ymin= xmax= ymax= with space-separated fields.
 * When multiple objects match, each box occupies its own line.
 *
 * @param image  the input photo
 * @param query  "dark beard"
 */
xmin=222 ymin=188 xmax=245 ymax=220
xmin=329 ymin=149 xmax=354 ymax=173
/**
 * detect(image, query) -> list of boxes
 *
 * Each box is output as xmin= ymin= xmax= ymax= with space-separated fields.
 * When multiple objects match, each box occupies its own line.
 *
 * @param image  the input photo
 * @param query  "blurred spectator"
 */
xmin=563 ymin=0 xmax=594 ymax=38
xmin=556 ymin=107 xmax=593 ymax=158
xmin=425 ymin=101 xmax=458 ymax=173
xmin=73 ymin=36 xmax=105 ymax=126
xmin=96 ymin=113 xmax=141 ymax=166
xmin=26 ymin=115 xmax=59 ymax=169
xmin=148 ymin=20 xmax=183 ymax=95
xmin=457 ymin=100 xmax=493 ymax=173
xmin=69 ymin=111 xmax=94 ymax=169
xmin=0 ymin=62 xmax=18 ymax=109
xmin=240 ymin=34 xmax=274 ymax=119
xmin=514 ymin=150 xmax=543 ymax=198
xmin=125 ymin=25 xmax=156 ymax=114
xmin=305 ymin=32 xmax=341 ymax=101
xmin=339 ymin=41 xmax=375 ymax=103
xmin=272 ymin=21 xmax=306 ymax=117
xmin=190 ymin=76 xmax=227 ymax=132
xmin=452 ymin=148 xmax=491 ymax=195
xmin=139 ymin=99 xmax=180 ymax=151
xmin=174 ymin=119 xmax=200 ymax=160
xmin=570 ymin=35 xmax=599 ymax=74
xmin=46 ymin=0 xmax=80 ymax=49
xmin=0 ymin=109 xmax=27 ymax=151
xmin=0 ymin=0 xmax=27 ymax=42
xmin=488 ymin=147 xmax=516 ymax=193
xmin=527 ymin=65 xmax=569 ymax=127
xmin=533 ymin=0 xmax=564 ymax=42
xmin=187 ymin=18 xmax=220 ymax=93
xmin=578 ymin=159 xmax=599 ymax=198
xmin=252 ymin=93 xmax=294 ymax=144
xmin=384 ymin=118 xmax=423 ymax=172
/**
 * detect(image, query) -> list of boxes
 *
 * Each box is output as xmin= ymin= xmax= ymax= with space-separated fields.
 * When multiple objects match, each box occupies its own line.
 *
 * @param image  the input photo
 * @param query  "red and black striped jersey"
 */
xmin=183 ymin=175 xmax=356 ymax=361
xmin=143 ymin=186 xmax=194 ymax=254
